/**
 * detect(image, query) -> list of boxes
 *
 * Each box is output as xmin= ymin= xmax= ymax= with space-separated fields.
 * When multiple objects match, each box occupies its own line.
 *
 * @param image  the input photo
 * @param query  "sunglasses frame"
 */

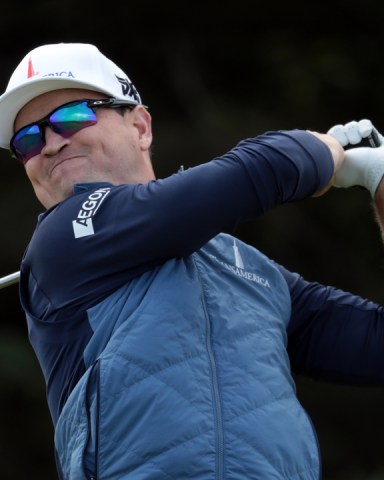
xmin=10 ymin=98 xmax=138 ymax=163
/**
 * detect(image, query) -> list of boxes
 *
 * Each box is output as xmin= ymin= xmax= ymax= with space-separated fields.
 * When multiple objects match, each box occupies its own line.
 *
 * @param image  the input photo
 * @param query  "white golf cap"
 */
xmin=0 ymin=42 xmax=143 ymax=148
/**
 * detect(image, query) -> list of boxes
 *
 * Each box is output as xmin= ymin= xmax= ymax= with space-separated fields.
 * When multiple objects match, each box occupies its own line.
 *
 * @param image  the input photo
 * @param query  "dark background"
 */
xmin=1 ymin=1 xmax=384 ymax=478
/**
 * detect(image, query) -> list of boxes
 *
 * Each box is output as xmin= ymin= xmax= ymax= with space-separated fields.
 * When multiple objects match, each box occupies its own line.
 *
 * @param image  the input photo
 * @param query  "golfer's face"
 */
xmin=14 ymin=88 xmax=154 ymax=208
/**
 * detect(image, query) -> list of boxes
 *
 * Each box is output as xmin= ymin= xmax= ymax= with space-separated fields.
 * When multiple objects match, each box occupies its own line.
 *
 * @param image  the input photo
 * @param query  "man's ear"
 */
xmin=132 ymin=105 xmax=152 ymax=151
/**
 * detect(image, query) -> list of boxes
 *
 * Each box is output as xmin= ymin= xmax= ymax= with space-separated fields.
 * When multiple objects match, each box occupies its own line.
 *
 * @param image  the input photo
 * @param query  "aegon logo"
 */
xmin=72 ymin=188 xmax=111 ymax=238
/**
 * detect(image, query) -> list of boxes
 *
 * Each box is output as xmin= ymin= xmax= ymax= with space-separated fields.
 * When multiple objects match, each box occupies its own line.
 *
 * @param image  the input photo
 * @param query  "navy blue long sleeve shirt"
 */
xmin=19 ymin=130 xmax=384 ymax=424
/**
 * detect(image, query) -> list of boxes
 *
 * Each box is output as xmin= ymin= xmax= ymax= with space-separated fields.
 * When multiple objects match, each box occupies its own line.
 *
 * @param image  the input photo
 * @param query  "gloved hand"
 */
xmin=327 ymin=119 xmax=384 ymax=148
xmin=327 ymin=119 xmax=384 ymax=197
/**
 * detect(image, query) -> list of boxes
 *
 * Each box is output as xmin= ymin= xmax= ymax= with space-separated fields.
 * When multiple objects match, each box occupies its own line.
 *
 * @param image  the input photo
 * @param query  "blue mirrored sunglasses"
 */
xmin=10 ymin=98 xmax=137 ymax=164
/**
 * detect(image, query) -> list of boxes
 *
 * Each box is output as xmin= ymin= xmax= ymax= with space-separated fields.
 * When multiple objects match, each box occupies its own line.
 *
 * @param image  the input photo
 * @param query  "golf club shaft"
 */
xmin=0 ymin=271 xmax=20 ymax=289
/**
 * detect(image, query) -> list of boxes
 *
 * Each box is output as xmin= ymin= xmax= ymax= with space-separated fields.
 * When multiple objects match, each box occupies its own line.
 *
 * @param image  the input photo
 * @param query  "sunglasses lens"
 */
xmin=50 ymin=102 xmax=97 ymax=138
xmin=11 ymin=101 xmax=98 ymax=163
xmin=12 ymin=124 xmax=43 ymax=164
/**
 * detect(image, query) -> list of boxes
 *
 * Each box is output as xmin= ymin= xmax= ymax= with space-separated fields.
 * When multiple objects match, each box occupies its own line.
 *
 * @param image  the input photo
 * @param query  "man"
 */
xmin=0 ymin=42 xmax=383 ymax=480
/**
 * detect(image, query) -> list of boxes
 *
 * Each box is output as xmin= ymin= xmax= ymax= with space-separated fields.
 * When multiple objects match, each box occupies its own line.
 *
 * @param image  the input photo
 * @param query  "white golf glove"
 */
xmin=327 ymin=119 xmax=384 ymax=196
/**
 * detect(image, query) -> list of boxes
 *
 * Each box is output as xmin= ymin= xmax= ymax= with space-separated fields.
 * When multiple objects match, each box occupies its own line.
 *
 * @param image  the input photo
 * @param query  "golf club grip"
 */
xmin=345 ymin=128 xmax=381 ymax=149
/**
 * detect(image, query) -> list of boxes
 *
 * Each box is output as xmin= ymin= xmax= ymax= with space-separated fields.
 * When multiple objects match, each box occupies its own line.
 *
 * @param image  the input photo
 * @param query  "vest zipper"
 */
xmin=193 ymin=255 xmax=224 ymax=479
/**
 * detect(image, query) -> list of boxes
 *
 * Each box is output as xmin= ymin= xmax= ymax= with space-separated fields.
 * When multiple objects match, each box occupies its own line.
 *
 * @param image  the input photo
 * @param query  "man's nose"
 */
xmin=40 ymin=126 xmax=70 ymax=155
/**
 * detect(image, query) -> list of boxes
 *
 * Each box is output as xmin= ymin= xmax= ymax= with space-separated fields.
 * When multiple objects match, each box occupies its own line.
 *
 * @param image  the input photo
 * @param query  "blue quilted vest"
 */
xmin=55 ymin=234 xmax=320 ymax=479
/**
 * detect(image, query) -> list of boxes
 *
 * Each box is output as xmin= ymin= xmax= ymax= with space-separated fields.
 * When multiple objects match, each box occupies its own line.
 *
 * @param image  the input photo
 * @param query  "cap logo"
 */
xmin=43 ymin=72 xmax=75 ymax=78
xmin=27 ymin=58 xmax=38 ymax=78
xmin=115 ymin=75 xmax=141 ymax=103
